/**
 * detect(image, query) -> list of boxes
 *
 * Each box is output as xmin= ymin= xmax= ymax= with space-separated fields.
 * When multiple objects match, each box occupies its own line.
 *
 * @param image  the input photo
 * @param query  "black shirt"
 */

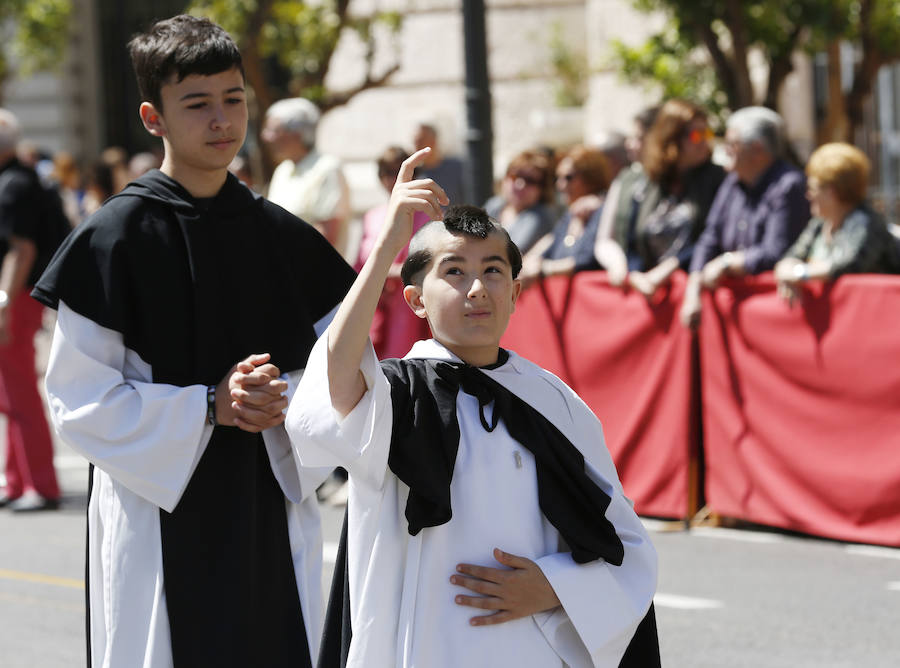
xmin=0 ymin=157 xmax=45 ymax=284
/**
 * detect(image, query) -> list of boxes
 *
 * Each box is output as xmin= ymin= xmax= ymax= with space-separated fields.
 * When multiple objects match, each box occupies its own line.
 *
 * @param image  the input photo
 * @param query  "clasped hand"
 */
xmin=216 ymin=352 xmax=288 ymax=432
xmin=450 ymin=548 xmax=561 ymax=626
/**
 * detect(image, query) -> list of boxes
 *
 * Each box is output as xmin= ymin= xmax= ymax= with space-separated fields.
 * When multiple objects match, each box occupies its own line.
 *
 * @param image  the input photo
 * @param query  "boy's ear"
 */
xmin=140 ymin=102 xmax=166 ymax=137
xmin=402 ymin=284 xmax=428 ymax=319
xmin=510 ymin=278 xmax=522 ymax=311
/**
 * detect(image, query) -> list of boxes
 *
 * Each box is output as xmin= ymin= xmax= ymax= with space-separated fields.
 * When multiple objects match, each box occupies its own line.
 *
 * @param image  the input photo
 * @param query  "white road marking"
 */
xmin=845 ymin=545 xmax=900 ymax=560
xmin=654 ymin=593 xmax=724 ymax=610
xmin=322 ymin=543 xmax=726 ymax=611
xmin=641 ymin=518 xmax=686 ymax=533
xmin=689 ymin=527 xmax=784 ymax=544
xmin=53 ymin=455 xmax=88 ymax=470
xmin=887 ymin=582 xmax=900 ymax=592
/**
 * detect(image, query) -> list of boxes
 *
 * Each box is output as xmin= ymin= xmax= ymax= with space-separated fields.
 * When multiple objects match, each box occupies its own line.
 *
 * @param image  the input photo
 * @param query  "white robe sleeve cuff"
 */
xmin=45 ymin=301 xmax=212 ymax=513
xmin=534 ymin=490 xmax=657 ymax=667
xmin=285 ymin=329 xmax=392 ymax=490
xmin=263 ymin=369 xmax=332 ymax=504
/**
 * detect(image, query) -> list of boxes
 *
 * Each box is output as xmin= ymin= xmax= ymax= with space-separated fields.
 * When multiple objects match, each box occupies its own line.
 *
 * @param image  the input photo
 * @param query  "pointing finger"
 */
xmin=396 ymin=147 xmax=432 ymax=185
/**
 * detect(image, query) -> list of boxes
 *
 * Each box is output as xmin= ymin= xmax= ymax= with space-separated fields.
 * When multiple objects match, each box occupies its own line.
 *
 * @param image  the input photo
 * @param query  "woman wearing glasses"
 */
xmin=595 ymin=99 xmax=725 ymax=298
xmin=484 ymin=149 xmax=559 ymax=255
xmin=519 ymin=144 xmax=611 ymax=286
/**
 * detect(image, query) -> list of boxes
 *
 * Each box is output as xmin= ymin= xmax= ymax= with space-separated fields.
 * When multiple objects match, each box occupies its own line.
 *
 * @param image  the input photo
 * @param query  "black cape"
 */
xmin=33 ymin=169 xmax=356 ymax=668
xmin=318 ymin=357 xmax=660 ymax=667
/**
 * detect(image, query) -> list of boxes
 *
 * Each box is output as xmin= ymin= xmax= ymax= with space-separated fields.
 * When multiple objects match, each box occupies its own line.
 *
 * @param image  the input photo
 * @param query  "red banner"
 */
xmin=503 ymin=272 xmax=697 ymax=518
xmin=700 ymin=274 xmax=900 ymax=546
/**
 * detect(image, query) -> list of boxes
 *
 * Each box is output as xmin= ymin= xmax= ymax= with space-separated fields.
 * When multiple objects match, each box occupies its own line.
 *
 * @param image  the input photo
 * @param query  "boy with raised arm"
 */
xmin=31 ymin=15 xmax=355 ymax=668
xmin=287 ymin=149 xmax=659 ymax=667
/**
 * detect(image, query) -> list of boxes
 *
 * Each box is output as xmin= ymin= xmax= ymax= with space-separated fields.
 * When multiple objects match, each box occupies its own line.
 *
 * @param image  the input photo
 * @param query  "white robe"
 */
xmin=286 ymin=334 xmax=658 ymax=668
xmin=44 ymin=302 xmax=331 ymax=668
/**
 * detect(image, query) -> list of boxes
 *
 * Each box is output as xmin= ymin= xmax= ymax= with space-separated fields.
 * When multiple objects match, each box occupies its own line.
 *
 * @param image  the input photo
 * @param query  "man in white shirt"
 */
xmin=262 ymin=97 xmax=353 ymax=259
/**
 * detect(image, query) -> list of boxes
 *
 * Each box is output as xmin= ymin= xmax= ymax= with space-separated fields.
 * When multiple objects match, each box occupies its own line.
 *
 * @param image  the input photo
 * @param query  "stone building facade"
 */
xmin=3 ymin=0 xmax=663 ymax=211
xmin=6 ymin=0 xmax=894 ymax=217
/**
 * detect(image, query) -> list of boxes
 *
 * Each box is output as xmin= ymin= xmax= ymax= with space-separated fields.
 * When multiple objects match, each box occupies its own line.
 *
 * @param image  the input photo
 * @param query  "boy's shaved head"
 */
xmin=128 ymin=14 xmax=243 ymax=112
xmin=401 ymin=205 xmax=523 ymax=286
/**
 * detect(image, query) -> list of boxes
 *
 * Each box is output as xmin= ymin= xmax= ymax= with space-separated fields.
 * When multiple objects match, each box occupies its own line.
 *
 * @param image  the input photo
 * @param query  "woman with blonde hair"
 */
xmin=595 ymin=99 xmax=725 ymax=297
xmin=775 ymin=142 xmax=900 ymax=305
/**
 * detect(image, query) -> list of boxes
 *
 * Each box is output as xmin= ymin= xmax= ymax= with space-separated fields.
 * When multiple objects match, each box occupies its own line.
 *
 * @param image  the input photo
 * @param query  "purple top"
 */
xmin=689 ymin=159 xmax=809 ymax=274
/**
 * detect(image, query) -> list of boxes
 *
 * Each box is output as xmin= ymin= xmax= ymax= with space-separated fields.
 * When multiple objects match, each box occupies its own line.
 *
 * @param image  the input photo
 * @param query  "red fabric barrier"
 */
xmin=700 ymin=274 xmax=900 ymax=546
xmin=502 ymin=271 xmax=696 ymax=518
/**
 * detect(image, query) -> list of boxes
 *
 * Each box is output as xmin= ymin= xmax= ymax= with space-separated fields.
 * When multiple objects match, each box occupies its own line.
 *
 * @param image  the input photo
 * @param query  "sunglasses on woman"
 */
xmin=686 ymin=126 xmax=714 ymax=145
xmin=508 ymin=171 xmax=544 ymax=187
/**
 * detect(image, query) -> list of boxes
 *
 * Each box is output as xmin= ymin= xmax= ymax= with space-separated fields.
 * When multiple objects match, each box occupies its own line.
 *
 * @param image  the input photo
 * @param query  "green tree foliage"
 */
xmin=186 ymin=0 xmax=402 ymax=114
xmin=0 ymin=0 xmax=72 ymax=103
xmin=610 ymin=0 xmax=900 ymax=141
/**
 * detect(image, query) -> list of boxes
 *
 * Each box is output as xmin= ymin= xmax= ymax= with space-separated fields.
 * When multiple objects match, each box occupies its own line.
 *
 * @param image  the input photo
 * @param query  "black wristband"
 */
xmin=206 ymin=385 xmax=217 ymax=426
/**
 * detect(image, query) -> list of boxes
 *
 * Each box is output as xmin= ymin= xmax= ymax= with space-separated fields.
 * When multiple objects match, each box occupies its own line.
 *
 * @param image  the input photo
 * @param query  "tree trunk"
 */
xmin=241 ymin=0 xmax=277 ymax=183
xmin=763 ymin=25 xmax=804 ymax=111
xmin=725 ymin=0 xmax=755 ymax=106
xmin=818 ymin=41 xmax=849 ymax=144
xmin=844 ymin=0 xmax=882 ymax=144
xmin=691 ymin=20 xmax=735 ymax=109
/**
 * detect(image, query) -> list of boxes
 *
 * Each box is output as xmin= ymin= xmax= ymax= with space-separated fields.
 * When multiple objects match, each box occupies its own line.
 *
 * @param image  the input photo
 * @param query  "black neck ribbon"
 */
xmin=383 ymin=357 xmax=625 ymax=566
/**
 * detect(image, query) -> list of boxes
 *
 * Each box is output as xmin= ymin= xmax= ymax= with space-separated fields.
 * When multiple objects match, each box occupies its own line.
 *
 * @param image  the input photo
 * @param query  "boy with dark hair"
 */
xmin=287 ymin=149 xmax=659 ymax=667
xmin=32 ymin=15 xmax=355 ymax=668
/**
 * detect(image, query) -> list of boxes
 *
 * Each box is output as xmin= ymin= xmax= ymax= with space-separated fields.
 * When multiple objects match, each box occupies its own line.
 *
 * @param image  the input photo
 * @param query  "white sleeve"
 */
xmin=45 ymin=301 xmax=213 ymax=512
xmin=534 ymin=477 xmax=657 ymax=667
xmin=285 ymin=329 xmax=393 ymax=491
xmin=311 ymin=163 xmax=349 ymax=224
xmin=533 ymin=388 xmax=658 ymax=667
xmin=261 ymin=369 xmax=332 ymax=504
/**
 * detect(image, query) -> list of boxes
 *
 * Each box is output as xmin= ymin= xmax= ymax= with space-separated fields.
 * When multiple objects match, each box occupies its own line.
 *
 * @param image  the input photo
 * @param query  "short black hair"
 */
xmin=400 ymin=205 xmax=523 ymax=286
xmin=128 ymin=15 xmax=244 ymax=112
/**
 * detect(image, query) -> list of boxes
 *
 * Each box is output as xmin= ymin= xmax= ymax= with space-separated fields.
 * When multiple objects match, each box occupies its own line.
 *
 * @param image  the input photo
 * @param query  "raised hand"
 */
xmin=378 ymin=147 xmax=449 ymax=257
xmin=215 ymin=352 xmax=289 ymax=433
xmin=450 ymin=548 xmax=561 ymax=626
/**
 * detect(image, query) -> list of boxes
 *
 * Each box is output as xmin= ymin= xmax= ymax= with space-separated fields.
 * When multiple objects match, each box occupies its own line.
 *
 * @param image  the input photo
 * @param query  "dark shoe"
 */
xmin=0 ymin=493 xmax=13 ymax=508
xmin=8 ymin=494 xmax=60 ymax=513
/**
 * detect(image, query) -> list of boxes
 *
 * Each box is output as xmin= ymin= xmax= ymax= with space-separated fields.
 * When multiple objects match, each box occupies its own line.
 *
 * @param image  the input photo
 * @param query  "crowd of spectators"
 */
xmin=5 ymin=96 xmax=900 ymax=518
xmin=13 ymin=98 xmax=900 ymax=335
xmin=485 ymin=102 xmax=900 ymax=328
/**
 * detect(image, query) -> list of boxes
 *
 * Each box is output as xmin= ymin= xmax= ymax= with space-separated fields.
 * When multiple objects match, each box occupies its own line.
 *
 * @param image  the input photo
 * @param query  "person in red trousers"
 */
xmin=0 ymin=108 xmax=62 ymax=512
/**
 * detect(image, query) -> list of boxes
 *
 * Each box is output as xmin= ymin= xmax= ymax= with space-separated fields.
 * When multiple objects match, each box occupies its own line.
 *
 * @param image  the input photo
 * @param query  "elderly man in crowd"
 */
xmin=680 ymin=106 xmax=809 ymax=328
xmin=262 ymin=97 xmax=352 ymax=259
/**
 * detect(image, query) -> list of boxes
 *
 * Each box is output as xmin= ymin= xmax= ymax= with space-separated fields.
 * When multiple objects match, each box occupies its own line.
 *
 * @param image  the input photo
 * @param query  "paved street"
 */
xmin=3 ymin=451 xmax=900 ymax=667
xmin=1 ymin=325 xmax=899 ymax=666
